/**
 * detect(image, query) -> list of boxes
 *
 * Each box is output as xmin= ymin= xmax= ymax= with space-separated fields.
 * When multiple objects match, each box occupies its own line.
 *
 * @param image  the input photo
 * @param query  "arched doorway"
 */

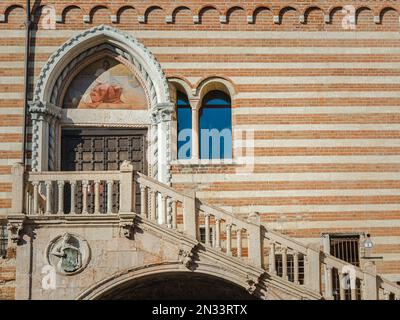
xmin=95 ymin=272 xmax=258 ymax=300
xmin=29 ymin=25 xmax=174 ymax=185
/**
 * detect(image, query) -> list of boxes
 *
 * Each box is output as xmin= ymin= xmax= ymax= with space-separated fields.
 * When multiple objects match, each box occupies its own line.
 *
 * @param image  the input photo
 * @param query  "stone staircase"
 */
xmin=10 ymin=162 xmax=400 ymax=300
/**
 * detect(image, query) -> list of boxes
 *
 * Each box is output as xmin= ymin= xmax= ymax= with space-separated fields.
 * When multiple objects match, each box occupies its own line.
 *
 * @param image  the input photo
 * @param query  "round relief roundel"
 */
xmin=63 ymin=58 xmax=148 ymax=110
xmin=46 ymin=233 xmax=91 ymax=276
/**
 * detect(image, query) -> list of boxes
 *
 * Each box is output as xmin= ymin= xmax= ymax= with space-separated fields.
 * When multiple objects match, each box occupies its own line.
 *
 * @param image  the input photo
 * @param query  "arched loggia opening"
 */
xmin=176 ymin=91 xmax=192 ymax=160
xmin=199 ymin=90 xmax=232 ymax=160
xmin=95 ymin=272 xmax=258 ymax=300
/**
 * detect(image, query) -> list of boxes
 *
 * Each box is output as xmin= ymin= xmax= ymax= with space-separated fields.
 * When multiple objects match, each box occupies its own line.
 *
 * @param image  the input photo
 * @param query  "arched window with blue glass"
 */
xmin=176 ymin=91 xmax=192 ymax=159
xmin=199 ymin=90 xmax=232 ymax=159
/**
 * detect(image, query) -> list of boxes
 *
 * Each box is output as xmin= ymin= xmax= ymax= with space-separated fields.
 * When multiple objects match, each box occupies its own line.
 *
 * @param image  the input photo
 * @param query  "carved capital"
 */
xmin=151 ymin=103 xmax=175 ymax=124
xmin=28 ymin=100 xmax=62 ymax=120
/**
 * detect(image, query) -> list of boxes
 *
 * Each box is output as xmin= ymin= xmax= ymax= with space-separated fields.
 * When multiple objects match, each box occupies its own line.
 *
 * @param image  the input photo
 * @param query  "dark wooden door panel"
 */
xmin=61 ymin=128 xmax=147 ymax=214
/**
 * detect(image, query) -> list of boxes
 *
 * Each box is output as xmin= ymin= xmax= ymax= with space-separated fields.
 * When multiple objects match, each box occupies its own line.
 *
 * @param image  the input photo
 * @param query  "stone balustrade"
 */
xmin=10 ymin=162 xmax=400 ymax=300
xmin=23 ymin=161 xmax=135 ymax=215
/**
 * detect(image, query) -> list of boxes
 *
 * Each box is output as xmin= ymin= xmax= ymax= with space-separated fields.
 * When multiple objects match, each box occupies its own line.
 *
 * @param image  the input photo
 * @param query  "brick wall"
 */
xmin=0 ymin=248 xmax=16 ymax=300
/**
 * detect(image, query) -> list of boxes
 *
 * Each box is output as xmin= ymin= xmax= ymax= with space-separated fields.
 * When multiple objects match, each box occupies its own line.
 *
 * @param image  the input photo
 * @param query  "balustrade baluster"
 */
xmin=57 ymin=181 xmax=64 ymax=215
xmin=45 ymin=181 xmax=52 ymax=215
xmin=204 ymin=213 xmax=210 ymax=246
xmin=82 ymin=180 xmax=89 ymax=214
xmin=215 ymin=218 xmax=221 ymax=249
xmin=211 ymin=224 xmax=216 ymax=247
xmin=161 ymin=194 xmax=168 ymax=225
xmin=94 ymin=180 xmax=100 ymax=214
xmin=325 ymin=266 xmax=334 ymax=299
xmin=140 ymin=185 xmax=147 ymax=217
xmin=236 ymin=228 xmax=242 ymax=258
xmin=269 ymin=242 xmax=276 ymax=275
xmin=226 ymin=224 xmax=232 ymax=256
xmin=106 ymin=180 xmax=113 ymax=214
xmin=70 ymin=181 xmax=76 ymax=214
xmin=293 ymin=251 xmax=299 ymax=284
xmin=171 ymin=200 xmax=177 ymax=229
xmin=27 ymin=191 xmax=32 ymax=215
xmin=282 ymin=248 xmax=288 ymax=280
xmin=150 ymin=190 xmax=157 ymax=221
xmin=33 ymin=182 xmax=39 ymax=215
xmin=339 ymin=272 xmax=346 ymax=300
xmin=351 ymin=284 xmax=357 ymax=301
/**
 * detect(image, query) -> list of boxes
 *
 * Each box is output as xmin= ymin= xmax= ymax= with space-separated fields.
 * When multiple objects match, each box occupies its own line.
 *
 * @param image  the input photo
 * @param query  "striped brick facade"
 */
xmin=1 ymin=1 xmax=400 ymax=298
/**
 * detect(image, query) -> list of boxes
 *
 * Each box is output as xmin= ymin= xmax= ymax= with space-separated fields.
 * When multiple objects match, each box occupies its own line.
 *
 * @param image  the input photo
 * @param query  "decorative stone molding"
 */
xmin=246 ymin=278 xmax=258 ymax=294
xmin=30 ymin=25 xmax=173 ymax=182
xmin=111 ymin=15 xmax=118 ymax=23
xmin=247 ymin=15 xmax=254 ymax=24
xmin=178 ymin=243 xmax=198 ymax=269
xmin=33 ymin=25 xmax=170 ymax=108
xmin=219 ymin=15 xmax=227 ymax=24
xmin=118 ymin=213 xmax=136 ymax=239
xmin=178 ymin=249 xmax=194 ymax=269
xmin=7 ymin=220 xmax=24 ymax=244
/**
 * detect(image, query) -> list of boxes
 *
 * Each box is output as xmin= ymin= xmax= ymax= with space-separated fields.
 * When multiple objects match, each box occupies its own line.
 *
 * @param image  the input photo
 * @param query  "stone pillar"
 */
xmin=152 ymin=103 xmax=174 ymax=184
xmin=247 ymin=212 xmax=262 ymax=268
xmin=305 ymin=245 xmax=321 ymax=293
xmin=11 ymin=163 xmax=25 ymax=214
xmin=321 ymin=234 xmax=334 ymax=299
xmin=189 ymin=99 xmax=200 ymax=161
xmin=119 ymin=161 xmax=135 ymax=213
xmin=362 ymin=262 xmax=378 ymax=300
xmin=151 ymin=103 xmax=174 ymax=224
xmin=28 ymin=100 xmax=61 ymax=172
xmin=183 ymin=189 xmax=197 ymax=238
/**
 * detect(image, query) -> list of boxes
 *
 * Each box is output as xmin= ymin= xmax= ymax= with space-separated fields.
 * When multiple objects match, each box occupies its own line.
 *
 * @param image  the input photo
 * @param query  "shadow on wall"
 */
xmin=97 ymin=272 xmax=259 ymax=300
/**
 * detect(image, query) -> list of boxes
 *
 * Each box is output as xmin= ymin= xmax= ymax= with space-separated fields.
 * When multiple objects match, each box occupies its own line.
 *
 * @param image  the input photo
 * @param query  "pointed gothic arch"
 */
xmin=29 ymin=25 xmax=173 ymax=183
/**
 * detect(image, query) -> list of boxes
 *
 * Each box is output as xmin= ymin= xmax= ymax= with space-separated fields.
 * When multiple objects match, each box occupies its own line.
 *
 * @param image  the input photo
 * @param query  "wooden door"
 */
xmin=61 ymin=128 xmax=147 ymax=213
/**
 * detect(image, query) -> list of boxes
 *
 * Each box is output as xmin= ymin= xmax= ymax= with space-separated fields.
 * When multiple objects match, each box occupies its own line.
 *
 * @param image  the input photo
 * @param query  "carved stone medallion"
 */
xmin=46 ymin=233 xmax=90 ymax=275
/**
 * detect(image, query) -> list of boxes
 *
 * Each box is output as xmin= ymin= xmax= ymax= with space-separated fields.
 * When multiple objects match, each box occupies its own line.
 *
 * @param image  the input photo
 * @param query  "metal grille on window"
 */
xmin=330 ymin=234 xmax=362 ymax=300
xmin=0 ymin=224 xmax=7 ymax=258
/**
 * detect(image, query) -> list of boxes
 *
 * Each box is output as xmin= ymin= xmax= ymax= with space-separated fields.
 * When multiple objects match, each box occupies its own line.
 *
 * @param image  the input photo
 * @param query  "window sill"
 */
xmin=170 ymin=159 xmax=238 ymax=166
